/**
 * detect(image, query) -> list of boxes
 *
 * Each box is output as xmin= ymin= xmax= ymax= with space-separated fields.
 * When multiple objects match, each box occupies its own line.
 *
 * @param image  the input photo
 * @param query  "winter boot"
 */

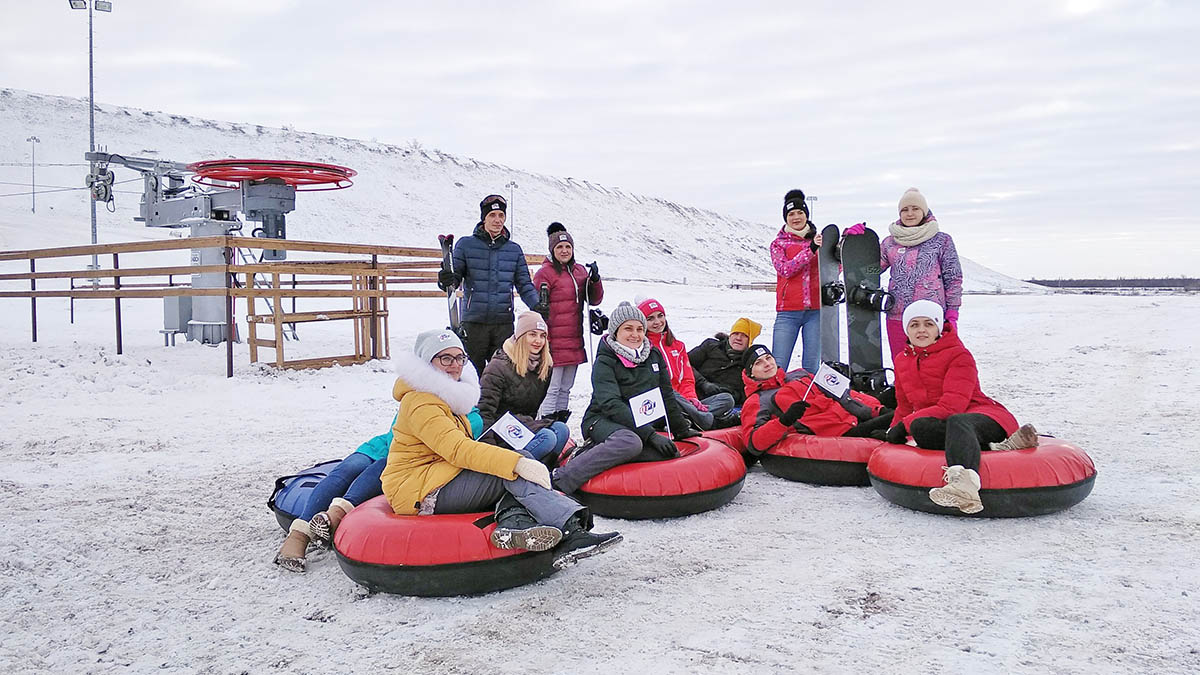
xmin=273 ymin=519 xmax=312 ymax=573
xmin=308 ymin=497 xmax=353 ymax=549
xmin=928 ymin=465 xmax=984 ymax=514
xmin=489 ymin=494 xmax=562 ymax=552
xmin=552 ymin=513 xmax=623 ymax=569
xmin=553 ymin=410 xmax=572 ymax=424
xmin=989 ymin=423 xmax=1039 ymax=451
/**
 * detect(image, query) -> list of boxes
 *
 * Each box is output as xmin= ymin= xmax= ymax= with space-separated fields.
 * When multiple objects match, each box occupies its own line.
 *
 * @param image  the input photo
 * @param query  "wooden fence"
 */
xmin=0 ymin=236 xmax=545 ymax=377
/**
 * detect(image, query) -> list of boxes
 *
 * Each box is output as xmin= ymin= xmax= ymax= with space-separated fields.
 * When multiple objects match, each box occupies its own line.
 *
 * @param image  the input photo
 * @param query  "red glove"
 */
xmin=689 ymin=398 xmax=709 ymax=413
xmin=844 ymin=223 xmax=866 ymax=236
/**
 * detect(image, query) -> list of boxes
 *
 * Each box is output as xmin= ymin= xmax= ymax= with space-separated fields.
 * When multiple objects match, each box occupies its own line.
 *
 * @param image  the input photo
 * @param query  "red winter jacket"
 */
xmin=770 ymin=227 xmax=820 ymax=311
xmin=740 ymin=369 xmax=883 ymax=454
xmin=532 ymin=260 xmax=603 ymax=367
xmin=647 ymin=331 xmax=699 ymax=401
xmin=892 ymin=325 xmax=1018 ymax=434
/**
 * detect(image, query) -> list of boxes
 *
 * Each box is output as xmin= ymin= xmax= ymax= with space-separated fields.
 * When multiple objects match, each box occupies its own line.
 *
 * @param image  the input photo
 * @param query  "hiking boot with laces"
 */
xmin=989 ymin=424 xmax=1039 ymax=451
xmin=489 ymin=494 xmax=563 ymax=552
xmin=928 ymin=465 xmax=984 ymax=514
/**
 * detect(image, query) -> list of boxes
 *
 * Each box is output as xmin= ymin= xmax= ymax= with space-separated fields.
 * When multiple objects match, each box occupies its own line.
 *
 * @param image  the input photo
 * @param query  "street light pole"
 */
xmin=505 ymin=180 xmax=518 ymax=236
xmin=26 ymin=136 xmax=40 ymax=213
xmin=70 ymin=0 xmax=111 ymax=275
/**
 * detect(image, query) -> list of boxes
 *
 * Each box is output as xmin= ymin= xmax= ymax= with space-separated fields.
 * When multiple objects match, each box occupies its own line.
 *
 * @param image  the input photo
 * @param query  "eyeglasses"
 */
xmin=436 ymin=353 xmax=470 ymax=366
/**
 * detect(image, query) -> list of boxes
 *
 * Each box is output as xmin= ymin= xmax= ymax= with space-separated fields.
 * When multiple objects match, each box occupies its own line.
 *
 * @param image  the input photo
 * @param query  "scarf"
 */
xmin=784 ymin=222 xmax=813 ymax=239
xmin=528 ymin=352 xmax=543 ymax=374
xmin=888 ymin=212 xmax=940 ymax=247
xmin=607 ymin=336 xmax=652 ymax=364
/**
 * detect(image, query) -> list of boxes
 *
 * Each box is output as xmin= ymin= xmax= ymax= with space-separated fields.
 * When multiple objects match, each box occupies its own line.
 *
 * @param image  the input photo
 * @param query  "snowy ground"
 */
xmin=1 ymin=271 xmax=1198 ymax=674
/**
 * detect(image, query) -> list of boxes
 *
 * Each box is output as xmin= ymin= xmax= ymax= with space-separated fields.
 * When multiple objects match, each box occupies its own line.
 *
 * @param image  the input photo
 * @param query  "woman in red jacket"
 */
xmin=770 ymin=189 xmax=824 ymax=374
xmin=533 ymin=223 xmax=603 ymax=421
xmin=638 ymin=297 xmax=737 ymax=430
xmin=886 ymin=300 xmax=1038 ymax=513
xmin=740 ymin=345 xmax=892 ymax=459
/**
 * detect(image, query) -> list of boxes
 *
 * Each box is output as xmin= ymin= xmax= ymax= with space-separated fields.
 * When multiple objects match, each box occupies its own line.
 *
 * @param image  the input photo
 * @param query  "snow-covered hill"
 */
xmin=0 ymin=88 xmax=1043 ymax=293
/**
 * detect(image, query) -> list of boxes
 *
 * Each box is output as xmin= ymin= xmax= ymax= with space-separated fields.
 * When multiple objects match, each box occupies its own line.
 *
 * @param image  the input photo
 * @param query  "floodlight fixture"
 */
xmin=69 ymin=0 xmax=87 ymax=9
xmin=95 ymin=1 xmax=112 ymax=11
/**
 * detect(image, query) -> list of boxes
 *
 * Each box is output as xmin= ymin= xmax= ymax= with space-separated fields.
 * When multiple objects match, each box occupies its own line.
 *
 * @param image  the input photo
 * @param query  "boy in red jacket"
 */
xmin=740 ymin=345 xmax=892 ymax=459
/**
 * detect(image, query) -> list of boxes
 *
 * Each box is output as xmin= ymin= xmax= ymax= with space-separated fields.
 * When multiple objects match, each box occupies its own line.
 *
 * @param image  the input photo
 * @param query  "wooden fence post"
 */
xmin=30 ymin=260 xmax=37 ymax=343
xmin=113 ymin=253 xmax=123 ymax=355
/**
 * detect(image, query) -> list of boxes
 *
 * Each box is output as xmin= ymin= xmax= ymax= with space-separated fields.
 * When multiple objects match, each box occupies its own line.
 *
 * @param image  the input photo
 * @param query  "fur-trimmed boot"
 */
xmin=989 ymin=423 xmax=1039 ymax=451
xmin=928 ymin=465 xmax=984 ymax=514
xmin=308 ymin=497 xmax=353 ymax=548
xmin=489 ymin=494 xmax=562 ymax=552
xmin=274 ymin=519 xmax=312 ymax=573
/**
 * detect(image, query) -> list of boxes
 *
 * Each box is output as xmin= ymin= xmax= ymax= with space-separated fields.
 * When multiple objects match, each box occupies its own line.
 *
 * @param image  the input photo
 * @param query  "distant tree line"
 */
xmin=1027 ymin=278 xmax=1200 ymax=289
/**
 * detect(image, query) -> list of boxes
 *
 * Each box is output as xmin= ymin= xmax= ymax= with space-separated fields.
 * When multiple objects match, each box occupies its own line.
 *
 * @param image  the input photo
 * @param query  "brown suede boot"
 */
xmin=309 ymin=497 xmax=353 ymax=548
xmin=989 ymin=424 xmax=1039 ymax=451
xmin=273 ymin=519 xmax=311 ymax=573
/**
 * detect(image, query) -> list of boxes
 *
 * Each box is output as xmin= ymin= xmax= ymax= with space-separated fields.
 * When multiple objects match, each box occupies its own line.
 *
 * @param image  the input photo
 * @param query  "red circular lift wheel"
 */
xmin=186 ymin=159 xmax=357 ymax=191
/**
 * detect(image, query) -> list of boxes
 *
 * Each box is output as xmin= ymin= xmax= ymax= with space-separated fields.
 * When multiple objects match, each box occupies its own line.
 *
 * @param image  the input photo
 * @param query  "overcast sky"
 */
xmin=2 ymin=0 xmax=1197 ymax=278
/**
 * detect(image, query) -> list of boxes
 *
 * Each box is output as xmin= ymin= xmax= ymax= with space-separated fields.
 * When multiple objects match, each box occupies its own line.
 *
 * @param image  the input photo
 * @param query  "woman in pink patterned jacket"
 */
xmin=879 ymin=188 xmax=963 ymax=358
xmin=770 ymin=189 xmax=824 ymax=374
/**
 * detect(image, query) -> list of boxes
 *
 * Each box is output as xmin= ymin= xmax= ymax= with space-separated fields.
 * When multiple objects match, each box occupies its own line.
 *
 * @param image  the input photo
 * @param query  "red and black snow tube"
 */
xmin=699 ymin=428 xmax=879 ymax=486
xmin=575 ymin=435 xmax=746 ymax=519
xmin=867 ymin=440 xmax=1097 ymax=518
xmin=333 ymin=496 xmax=558 ymax=596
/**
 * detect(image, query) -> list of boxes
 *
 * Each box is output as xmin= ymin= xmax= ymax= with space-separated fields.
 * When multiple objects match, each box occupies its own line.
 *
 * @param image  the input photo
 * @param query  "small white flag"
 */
xmin=487 ymin=412 xmax=533 ymax=450
xmin=629 ymin=387 xmax=667 ymax=427
xmin=813 ymin=362 xmax=851 ymax=399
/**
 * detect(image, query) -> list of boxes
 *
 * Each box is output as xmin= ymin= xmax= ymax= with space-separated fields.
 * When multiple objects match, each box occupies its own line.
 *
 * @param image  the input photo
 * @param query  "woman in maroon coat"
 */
xmin=887 ymin=300 xmax=1038 ymax=514
xmin=533 ymin=223 xmax=603 ymax=420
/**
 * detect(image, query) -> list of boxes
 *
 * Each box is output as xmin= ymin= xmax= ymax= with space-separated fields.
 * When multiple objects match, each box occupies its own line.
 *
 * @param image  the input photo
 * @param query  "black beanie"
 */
xmin=782 ymin=189 xmax=809 ymax=220
xmin=743 ymin=344 xmax=773 ymax=375
xmin=480 ymin=194 xmax=507 ymax=220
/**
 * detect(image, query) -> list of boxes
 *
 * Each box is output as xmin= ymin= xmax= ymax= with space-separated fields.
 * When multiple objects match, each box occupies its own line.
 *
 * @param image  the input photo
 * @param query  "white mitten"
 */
xmin=514 ymin=457 xmax=552 ymax=490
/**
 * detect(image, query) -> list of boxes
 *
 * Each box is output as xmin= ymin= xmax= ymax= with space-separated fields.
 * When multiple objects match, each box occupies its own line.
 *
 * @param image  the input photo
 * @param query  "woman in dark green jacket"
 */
xmin=552 ymin=302 xmax=700 ymax=494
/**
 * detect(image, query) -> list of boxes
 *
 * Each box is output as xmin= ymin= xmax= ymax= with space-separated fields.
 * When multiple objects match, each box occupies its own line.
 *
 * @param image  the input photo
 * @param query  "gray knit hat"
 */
xmin=414 ymin=328 xmax=465 ymax=363
xmin=607 ymin=301 xmax=646 ymax=339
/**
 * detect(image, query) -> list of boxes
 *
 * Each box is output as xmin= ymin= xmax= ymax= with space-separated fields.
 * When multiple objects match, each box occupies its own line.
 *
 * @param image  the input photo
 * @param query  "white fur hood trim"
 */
xmin=392 ymin=350 xmax=480 ymax=415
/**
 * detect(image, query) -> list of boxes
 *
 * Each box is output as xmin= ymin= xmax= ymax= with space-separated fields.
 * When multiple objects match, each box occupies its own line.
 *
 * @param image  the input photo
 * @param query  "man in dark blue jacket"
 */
xmin=439 ymin=194 xmax=544 ymax=375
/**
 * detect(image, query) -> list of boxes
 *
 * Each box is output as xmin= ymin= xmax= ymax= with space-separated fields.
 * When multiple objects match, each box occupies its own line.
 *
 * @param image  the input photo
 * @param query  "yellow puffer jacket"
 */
xmin=380 ymin=351 xmax=522 ymax=515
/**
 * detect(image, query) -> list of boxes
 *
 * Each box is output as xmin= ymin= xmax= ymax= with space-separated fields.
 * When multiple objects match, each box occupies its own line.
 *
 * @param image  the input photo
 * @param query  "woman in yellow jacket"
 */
xmin=378 ymin=328 xmax=621 ymax=566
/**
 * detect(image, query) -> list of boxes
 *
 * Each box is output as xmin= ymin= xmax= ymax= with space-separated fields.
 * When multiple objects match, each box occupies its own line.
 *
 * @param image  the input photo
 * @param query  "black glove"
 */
xmin=586 ymin=261 xmax=600 ymax=284
xmin=533 ymin=302 xmax=550 ymax=321
xmin=778 ymin=401 xmax=810 ymax=426
xmin=869 ymin=429 xmax=889 ymax=442
xmin=437 ymin=270 xmax=458 ymax=292
xmin=674 ymin=425 xmax=703 ymax=441
xmin=645 ymin=434 xmax=679 ymax=459
xmin=589 ymin=309 xmax=609 ymax=336
xmin=885 ymin=423 xmax=907 ymax=445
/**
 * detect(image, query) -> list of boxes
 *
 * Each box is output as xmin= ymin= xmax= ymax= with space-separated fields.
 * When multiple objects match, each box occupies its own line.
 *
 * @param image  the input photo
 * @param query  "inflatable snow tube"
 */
xmin=699 ymin=429 xmax=881 ymax=485
xmin=574 ymin=435 xmax=746 ymax=520
xmin=333 ymin=496 xmax=558 ymax=596
xmin=867 ymin=440 xmax=1097 ymax=518
xmin=267 ymin=459 xmax=343 ymax=532
xmin=760 ymin=436 xmax=884 ymax=486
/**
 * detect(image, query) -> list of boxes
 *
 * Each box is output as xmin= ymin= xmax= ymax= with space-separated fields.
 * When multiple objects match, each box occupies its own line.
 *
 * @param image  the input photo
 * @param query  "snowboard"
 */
xmin=817 ymin=224 xmax=843 ymax=364
xmin=438 ymin=234 xmax=462 ymax=335
xmin=840 ymin=226 xmax=894 ymax=391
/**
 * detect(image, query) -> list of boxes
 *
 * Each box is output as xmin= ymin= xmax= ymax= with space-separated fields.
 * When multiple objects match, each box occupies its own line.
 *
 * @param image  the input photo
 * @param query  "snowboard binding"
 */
xmin=821 ymin=281 xmax=846 ymax=306
xmin=847 ymin=280 xmax=895 ymax=312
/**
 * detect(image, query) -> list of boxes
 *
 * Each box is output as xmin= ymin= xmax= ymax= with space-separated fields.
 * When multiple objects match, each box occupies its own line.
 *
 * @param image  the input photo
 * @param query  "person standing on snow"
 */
xmin=770 ymin=189 xmax=824 ymax=374
xmin=438 ymin=194 xmax=547 ymax=376
xmin=885 ymin=300 xmax=1038 ymax=514
xmin=532 ymin=222 xmax=603 ymax=422
xmin=638 ymin=297 xmax=737 ymax=430
xmin=690 ymin=317 xmax=763 ymax=407
xmin=876 ymin=188 xmax=964 ymax=358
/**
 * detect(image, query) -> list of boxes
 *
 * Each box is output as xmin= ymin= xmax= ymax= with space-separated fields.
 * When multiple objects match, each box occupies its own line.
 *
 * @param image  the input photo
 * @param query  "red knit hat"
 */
xmin=637 ymin=297 xmax=665 ymax=318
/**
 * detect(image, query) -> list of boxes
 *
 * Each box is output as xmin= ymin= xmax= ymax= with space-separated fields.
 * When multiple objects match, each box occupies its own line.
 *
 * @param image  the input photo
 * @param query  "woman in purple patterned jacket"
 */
xmin=879 ymin=188 xmax=963 ymax=358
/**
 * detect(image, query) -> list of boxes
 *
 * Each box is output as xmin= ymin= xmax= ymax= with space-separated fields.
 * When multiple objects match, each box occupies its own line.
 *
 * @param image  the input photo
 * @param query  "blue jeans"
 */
xmin=524 ymin=421 xmax=570 ymax=460
xmin=299 ymin=452 xmax=385 ymax=520
xmin=773 ymin=309 xmax=821 ymax=374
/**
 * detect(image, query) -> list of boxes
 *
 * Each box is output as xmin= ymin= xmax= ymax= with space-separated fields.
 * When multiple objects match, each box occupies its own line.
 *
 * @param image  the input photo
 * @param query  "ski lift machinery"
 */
xmin=85 ymin=153 xmax=355 ymax=344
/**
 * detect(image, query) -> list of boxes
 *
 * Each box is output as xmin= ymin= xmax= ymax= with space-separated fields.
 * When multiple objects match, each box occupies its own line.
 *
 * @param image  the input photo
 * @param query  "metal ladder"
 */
xmin=231 ymin=231 xmax=299 ymax=342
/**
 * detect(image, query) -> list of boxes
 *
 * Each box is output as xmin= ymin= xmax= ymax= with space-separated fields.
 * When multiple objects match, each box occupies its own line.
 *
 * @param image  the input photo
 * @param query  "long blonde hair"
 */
xmin=503 ymin=333 xmax=553 ymax=380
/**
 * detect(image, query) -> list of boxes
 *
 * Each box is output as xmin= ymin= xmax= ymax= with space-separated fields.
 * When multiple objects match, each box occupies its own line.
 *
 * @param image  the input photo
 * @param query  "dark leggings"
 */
xmin=462 ymin=321 xmax=515 ymax=376
xmin=843 ymin=410 xmax=895 ymax=438
xmin=909 ymin=413 xmax=1007 ymax=471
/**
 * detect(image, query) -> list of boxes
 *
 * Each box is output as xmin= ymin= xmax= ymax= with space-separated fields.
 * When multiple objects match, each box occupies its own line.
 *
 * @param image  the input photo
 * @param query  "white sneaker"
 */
xmin=928 ymin=465 xmax=983 ymax=514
